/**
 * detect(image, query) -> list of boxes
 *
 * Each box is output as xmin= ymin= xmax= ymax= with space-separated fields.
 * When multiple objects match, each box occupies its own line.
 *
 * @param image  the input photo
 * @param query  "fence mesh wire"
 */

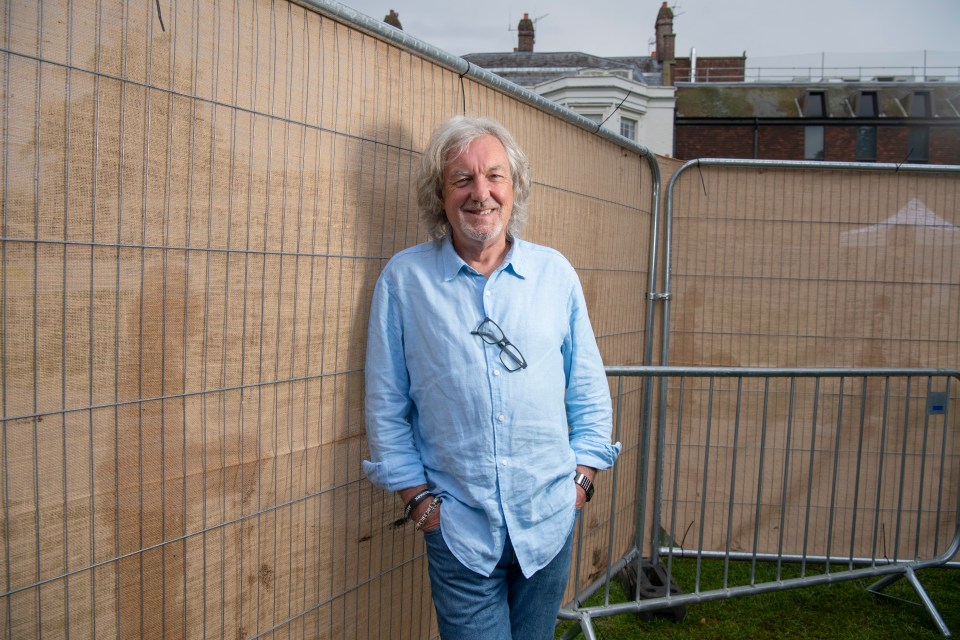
xmin=666 ymin=162 xmax=960 ymax=369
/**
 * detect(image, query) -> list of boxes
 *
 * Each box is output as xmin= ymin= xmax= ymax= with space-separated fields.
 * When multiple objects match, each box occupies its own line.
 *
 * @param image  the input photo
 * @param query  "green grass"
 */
xmin=556 ymin=558 xmax=960 ymax=639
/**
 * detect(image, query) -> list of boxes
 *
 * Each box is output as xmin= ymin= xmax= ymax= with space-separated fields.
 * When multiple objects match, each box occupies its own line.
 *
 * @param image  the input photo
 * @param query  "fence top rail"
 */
xmin=604 ymin=365 xmax=960 ymax=379
xmin=668 ymin=157 xmax=960 ymax=188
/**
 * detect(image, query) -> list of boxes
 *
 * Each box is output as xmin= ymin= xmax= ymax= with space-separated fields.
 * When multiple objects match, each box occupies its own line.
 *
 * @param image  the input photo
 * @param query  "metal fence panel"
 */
xmin=561 ymin=159 xmax=960 ymax=639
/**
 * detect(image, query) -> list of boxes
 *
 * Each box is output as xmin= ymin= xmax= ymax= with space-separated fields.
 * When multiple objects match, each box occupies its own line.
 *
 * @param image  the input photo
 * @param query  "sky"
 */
xmin=333 ymin=0 xmax=960 ymax=68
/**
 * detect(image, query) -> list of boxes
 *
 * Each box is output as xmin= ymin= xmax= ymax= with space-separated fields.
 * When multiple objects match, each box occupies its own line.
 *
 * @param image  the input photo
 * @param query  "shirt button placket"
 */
xmin=484 ymin=281 xmax=509 ymax=497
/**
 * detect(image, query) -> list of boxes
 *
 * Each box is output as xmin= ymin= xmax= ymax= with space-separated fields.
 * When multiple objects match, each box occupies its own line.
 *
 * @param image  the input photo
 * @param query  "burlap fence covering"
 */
xmin=0 ymin=1 xmax=652 ymax=637
xmin=2 ymin=2 xmax=958 ymax=639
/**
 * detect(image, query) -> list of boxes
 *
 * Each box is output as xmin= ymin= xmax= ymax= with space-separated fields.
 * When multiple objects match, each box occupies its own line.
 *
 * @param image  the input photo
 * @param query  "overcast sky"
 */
xmin=334 ymin=0 xmax=960 ymax=68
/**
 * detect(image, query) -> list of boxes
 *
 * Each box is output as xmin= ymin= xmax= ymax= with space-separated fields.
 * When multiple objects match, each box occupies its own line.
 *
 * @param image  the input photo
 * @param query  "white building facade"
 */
xmin=533 ymin=71 xmax=675 ymax=156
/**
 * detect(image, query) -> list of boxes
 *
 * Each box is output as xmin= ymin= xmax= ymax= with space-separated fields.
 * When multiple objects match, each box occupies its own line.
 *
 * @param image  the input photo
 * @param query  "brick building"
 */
xmin=672 ymin=55 xmax=746 ymax=83
xmin=674 ymin=83 xmax=960 ymax=164
xmin=655 ymin=0 xmax=960 ymax=165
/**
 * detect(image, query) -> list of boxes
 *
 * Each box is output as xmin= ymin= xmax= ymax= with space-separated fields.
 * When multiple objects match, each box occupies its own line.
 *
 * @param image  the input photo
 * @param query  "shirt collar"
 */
xmin=440 ymin=235 xmax=527 ymax=281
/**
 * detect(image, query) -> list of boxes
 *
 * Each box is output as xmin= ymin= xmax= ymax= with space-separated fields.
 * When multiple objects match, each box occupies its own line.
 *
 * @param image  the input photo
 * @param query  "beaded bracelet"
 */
xmin=403 ymin=490 xmax=433 ymax=521
xmin=414 ymin=496 xmax=441 ymax=531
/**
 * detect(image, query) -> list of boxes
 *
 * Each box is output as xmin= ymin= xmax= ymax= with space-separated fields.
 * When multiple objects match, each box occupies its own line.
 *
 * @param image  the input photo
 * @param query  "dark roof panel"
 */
xmin=676 ymin=84 xmax=960 ymax=119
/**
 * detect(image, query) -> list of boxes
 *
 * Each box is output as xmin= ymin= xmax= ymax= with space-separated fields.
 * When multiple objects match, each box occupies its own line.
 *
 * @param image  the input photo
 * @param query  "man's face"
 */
xmin=442 ymin=135 xmax=514 ymax=252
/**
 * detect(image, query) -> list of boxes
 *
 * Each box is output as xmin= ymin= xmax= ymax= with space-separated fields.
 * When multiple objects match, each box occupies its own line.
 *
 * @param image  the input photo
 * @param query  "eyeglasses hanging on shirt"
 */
xmin=471 ymin=317 xmax=528 ymax=372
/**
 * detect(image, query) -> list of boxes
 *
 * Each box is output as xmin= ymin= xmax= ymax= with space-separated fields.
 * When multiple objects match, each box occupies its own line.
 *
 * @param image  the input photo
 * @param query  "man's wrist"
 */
xmin=398 ymin=484 xmax=429 ymax=503
xmin=403 ymin=489 xmax=433 ymax=520
xmin=575 ymin=464 xmax=597 ymax=480
xmin=397 ymin=484 xmax=431 ymax=522
xmin=574 ymin=472 xmax=595 ymax=502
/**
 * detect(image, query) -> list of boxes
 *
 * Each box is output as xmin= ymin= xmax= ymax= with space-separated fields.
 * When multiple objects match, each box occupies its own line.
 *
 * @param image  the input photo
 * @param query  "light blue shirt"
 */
xmin=362 ymin=236 xmax=621 ymax=578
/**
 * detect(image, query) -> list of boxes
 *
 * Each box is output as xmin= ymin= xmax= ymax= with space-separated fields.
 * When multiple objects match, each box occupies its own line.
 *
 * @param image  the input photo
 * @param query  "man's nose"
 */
xmin=470 ymin=176 xmax=491 ymax=201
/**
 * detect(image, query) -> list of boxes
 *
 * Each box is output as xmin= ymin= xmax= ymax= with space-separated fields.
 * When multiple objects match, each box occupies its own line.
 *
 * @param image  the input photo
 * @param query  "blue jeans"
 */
xmin=423 ymin=527 xmax=574 ymax=640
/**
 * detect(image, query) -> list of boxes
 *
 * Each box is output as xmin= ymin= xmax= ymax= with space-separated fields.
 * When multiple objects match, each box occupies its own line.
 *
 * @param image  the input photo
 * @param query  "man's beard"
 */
xmin=458 ymin=212 xmax=504 ymax=243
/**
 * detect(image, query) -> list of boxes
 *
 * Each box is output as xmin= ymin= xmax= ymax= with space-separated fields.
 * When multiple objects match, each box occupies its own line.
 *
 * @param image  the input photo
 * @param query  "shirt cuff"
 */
xmin=362 ymin=458 xmax=428 ymax=493
xmin=572 ymin=440 xmax=622 ymax=471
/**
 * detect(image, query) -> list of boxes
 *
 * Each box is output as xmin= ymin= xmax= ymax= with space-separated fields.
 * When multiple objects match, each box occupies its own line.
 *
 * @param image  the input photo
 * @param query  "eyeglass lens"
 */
xmin=472 ymin=318 xmax=527 ymax=371
xmin=498 ymin=342 xmax=525 ymax=371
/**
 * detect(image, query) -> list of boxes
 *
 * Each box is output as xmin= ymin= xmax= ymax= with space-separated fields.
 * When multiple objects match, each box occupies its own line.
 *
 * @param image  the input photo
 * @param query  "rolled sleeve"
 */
xmin=569 ymin=435 xmax=622 ymax=470
xmin=362 ymin=273 xmax=427 ymax=492
xmin=361 ymin=458 xmax=426 ymax=493
xmin=563 ymin=275 xmax=620 ymax=471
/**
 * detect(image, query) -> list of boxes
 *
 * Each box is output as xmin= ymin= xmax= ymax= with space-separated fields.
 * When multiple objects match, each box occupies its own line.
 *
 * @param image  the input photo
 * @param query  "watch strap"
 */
xmin=574 ymin=472 xmax=594 ymax=502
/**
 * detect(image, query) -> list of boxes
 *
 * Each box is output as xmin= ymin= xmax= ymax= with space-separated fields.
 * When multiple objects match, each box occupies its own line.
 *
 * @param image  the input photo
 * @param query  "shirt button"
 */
xmin=501 ymin=459 xmax=509 ymax=466
xmin=485 ymin=291 xmax=491 ymax=297
xmin=497 ymin=415 xmax=505 ymax=422
xmin=493 ymin=369 xmax=501 ymax=376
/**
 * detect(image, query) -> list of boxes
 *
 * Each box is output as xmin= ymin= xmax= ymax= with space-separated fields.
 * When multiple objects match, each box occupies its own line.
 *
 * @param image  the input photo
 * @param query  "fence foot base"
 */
xmin=557 ymin=611 xmax=598 ymax=640
xmin=868 ymin=567 xmax=952 ymax=638
xmin=618 ymin=558 xmax=687 ymax=622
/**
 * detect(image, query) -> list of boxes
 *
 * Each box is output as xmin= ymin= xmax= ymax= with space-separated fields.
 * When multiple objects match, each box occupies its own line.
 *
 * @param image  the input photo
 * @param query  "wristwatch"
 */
xmin=574 ymin=472 xmax=594 ymax=502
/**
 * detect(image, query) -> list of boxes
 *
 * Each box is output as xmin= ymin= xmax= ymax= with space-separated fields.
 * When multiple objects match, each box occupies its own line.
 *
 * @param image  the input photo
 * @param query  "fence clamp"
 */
xmin=648 ymin=292 xmax=671 ymax=301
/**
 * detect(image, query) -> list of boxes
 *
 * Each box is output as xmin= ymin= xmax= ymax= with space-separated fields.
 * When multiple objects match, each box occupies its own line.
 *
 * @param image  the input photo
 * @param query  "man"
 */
xmin=362 ymin=116 xmax=620 ymax=639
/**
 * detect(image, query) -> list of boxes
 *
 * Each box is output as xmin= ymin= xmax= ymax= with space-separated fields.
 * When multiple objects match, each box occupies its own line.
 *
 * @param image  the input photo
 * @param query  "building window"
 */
xmin=856 ymin=92 xmax=878 ymax=117
xmin=620 ymin=117 xmax=637 ymax=141
xmin=909 ymin=92 xmax=931 ymax=117
xmin=804 ymin=126 xmax=824 ymax=160
xmin=856 ymin=126 xmax=877 ymax=162
xmin=908 ymin=126 xmax=929 ymax=163
xmin=802 ymin=91 xmax=825 ymax=117
xmin=852 ymin=93 xmax=878 ymax=162
xmin=906 ymin=93 xmax=931 ymax=162
xmin=803 ymin=93 xmax=826 ymax=160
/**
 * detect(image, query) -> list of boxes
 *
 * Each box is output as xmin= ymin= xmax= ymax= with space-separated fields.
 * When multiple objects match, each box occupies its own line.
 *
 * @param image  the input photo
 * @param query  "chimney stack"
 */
xmin=654 ymin=2 xmax=675 ymax=63
xmin=383 ymin=9 xmax=402 ymax=30
xmin=517 ymin=13 xmax=535 ymax=52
